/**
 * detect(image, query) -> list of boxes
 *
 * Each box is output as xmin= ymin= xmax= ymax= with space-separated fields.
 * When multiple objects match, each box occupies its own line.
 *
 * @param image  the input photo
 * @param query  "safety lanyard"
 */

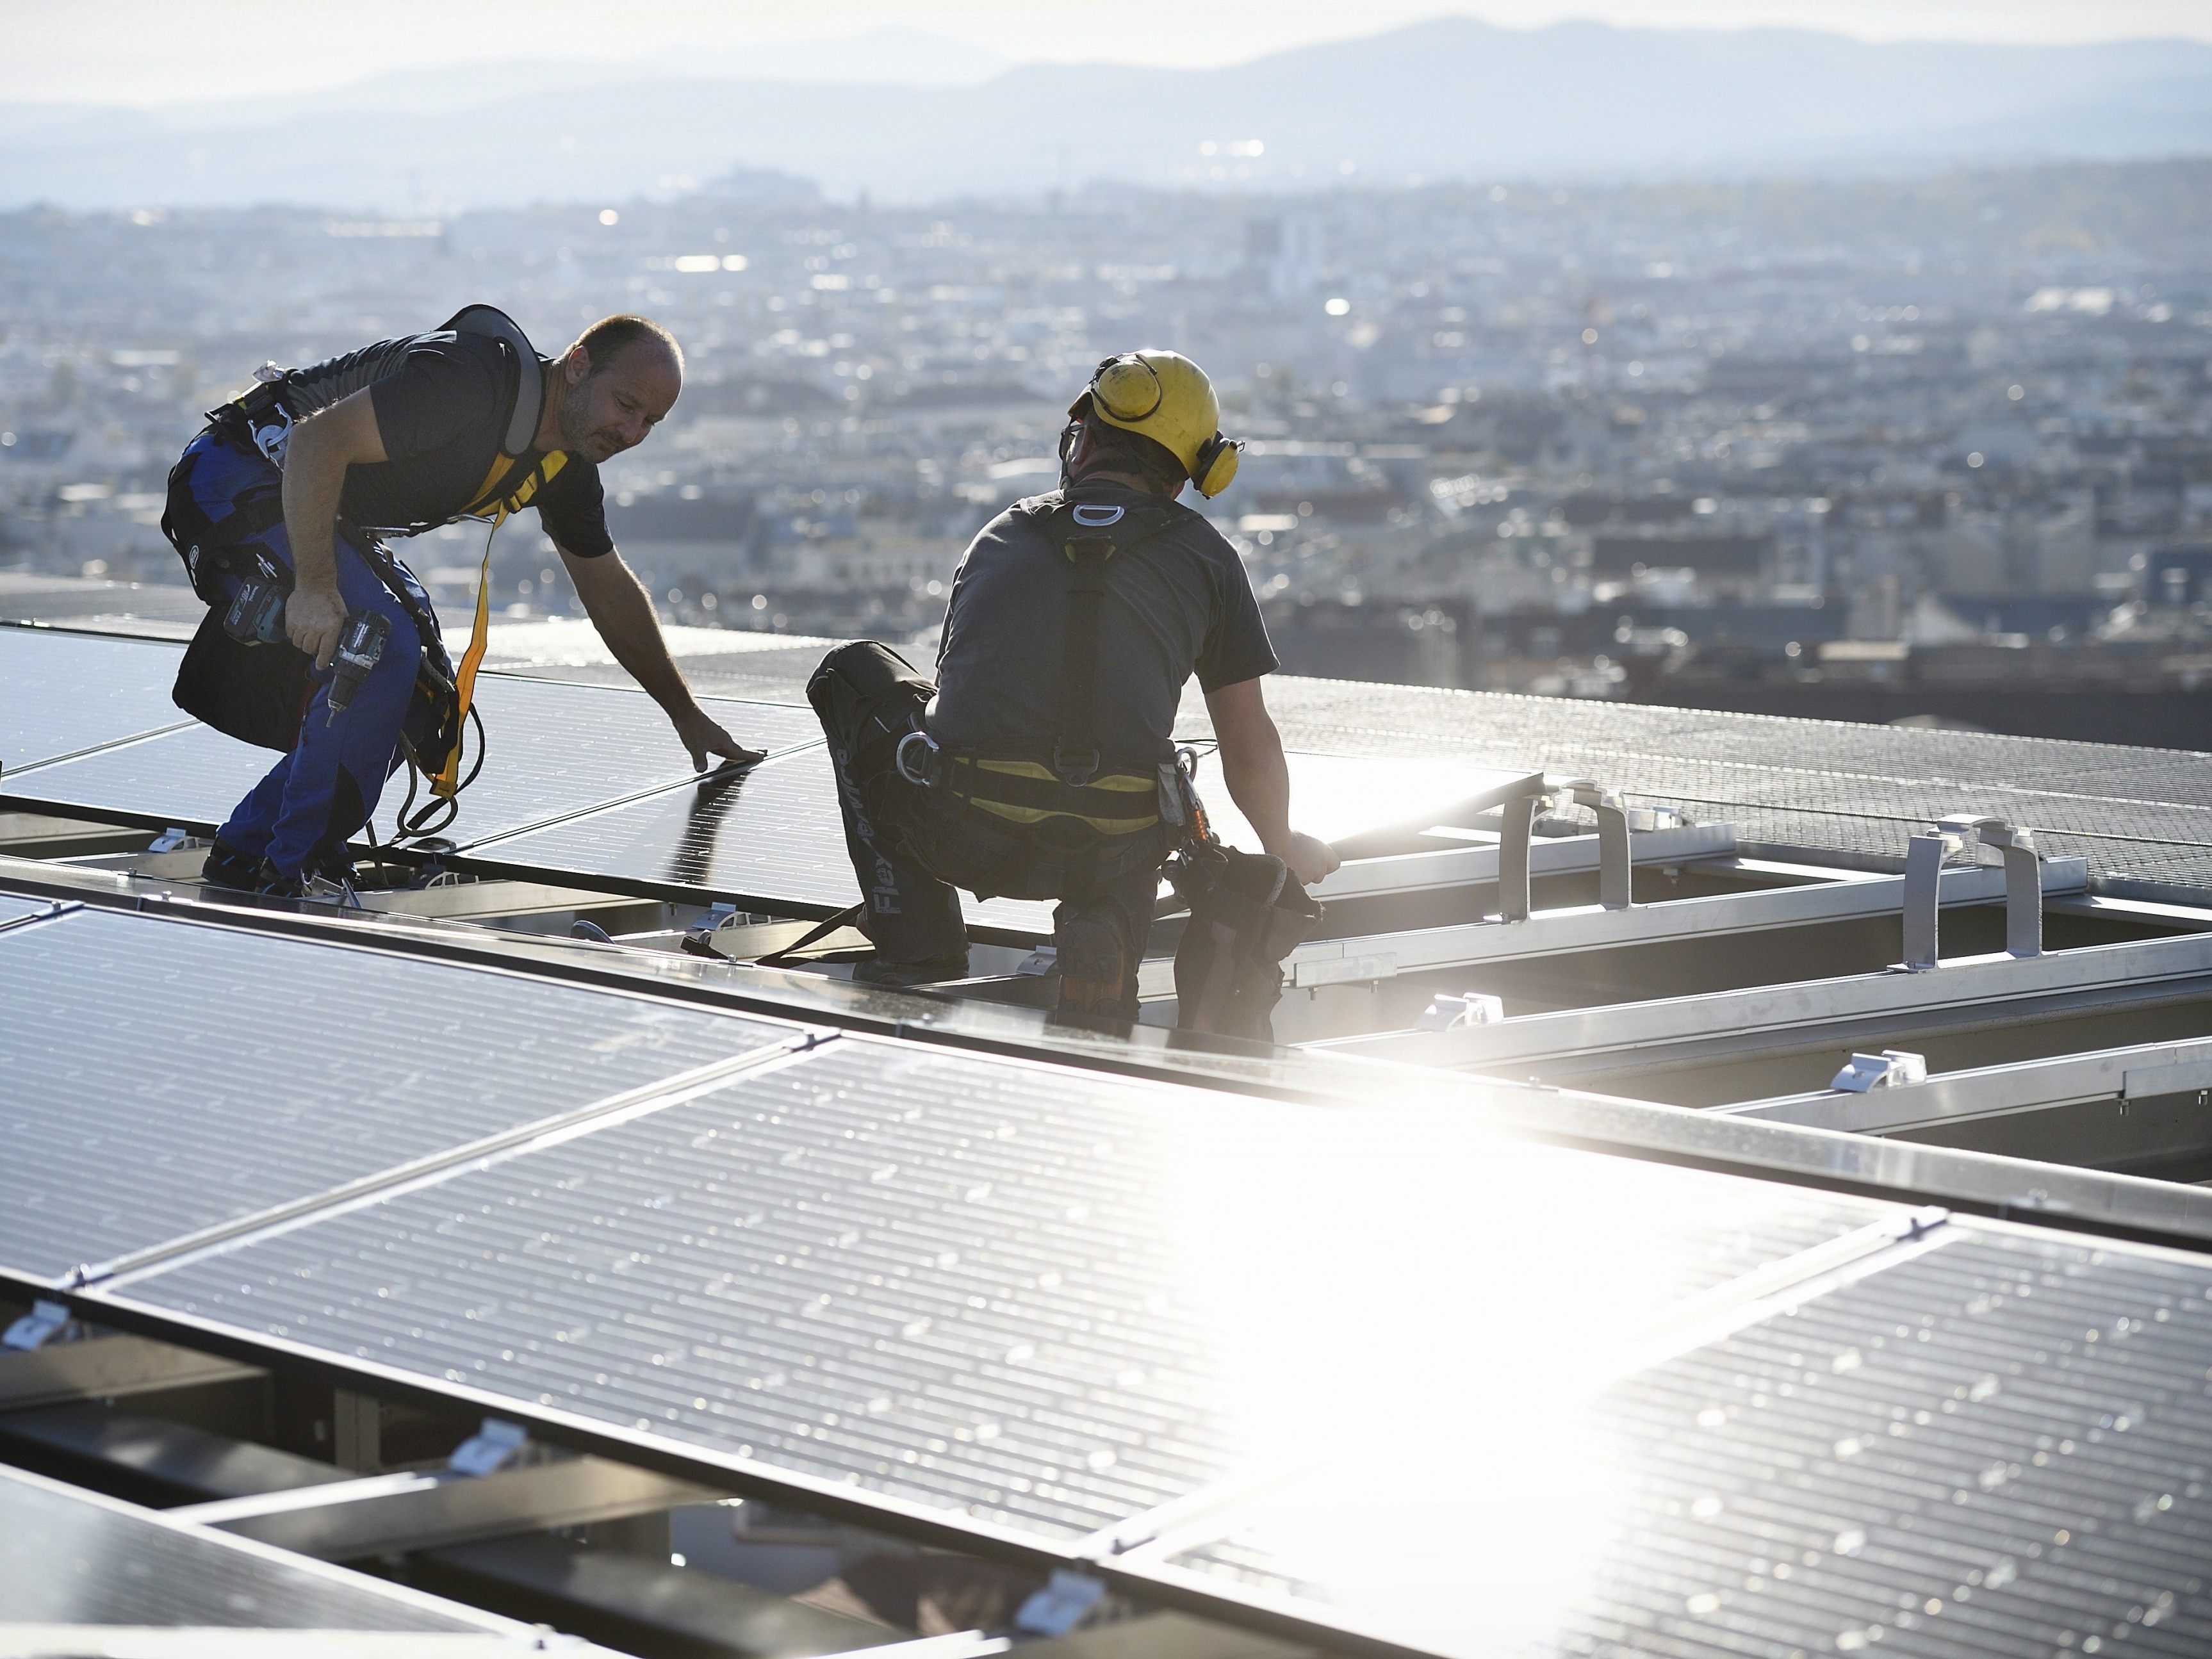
xmin=432 ymin=450 xmax=566 ymax=799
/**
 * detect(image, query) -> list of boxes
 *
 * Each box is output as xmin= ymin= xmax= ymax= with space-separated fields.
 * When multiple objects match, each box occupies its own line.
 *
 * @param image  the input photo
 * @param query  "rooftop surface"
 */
xmin=10 ymin=587 xmax=2212 ymax=1656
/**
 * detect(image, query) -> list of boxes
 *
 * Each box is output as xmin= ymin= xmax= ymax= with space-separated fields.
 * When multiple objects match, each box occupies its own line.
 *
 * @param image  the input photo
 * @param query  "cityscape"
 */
xmin=5 ymin=156 xmax=2209 ymax=744
xmin=20 ymin=8 xmax=2212 ymax=1657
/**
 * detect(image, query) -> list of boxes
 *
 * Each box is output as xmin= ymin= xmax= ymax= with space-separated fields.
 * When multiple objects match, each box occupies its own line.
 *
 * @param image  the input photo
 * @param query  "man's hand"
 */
xmin=671 ymin=704 xmax=766 ymax=772
xmin=1283 ymin=830 xmax=1340 ymax=888
xmin=286 ymin=584 xmax=348 ymax=671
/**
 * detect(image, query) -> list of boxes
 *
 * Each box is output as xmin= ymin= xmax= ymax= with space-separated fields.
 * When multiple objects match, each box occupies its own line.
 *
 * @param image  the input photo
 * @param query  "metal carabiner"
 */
xmin=895 ymin=729 xmax=939 ymax=787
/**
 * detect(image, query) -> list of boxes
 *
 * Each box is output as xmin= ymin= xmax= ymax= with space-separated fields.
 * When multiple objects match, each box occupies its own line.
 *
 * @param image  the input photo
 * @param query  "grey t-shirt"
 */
xmin=929 ymin=482 xmax=1277 ymax=765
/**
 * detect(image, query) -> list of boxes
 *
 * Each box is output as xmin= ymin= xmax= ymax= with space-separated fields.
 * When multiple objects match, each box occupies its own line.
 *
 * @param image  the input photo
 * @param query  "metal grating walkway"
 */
xmin=1173 ymin=679 xmax=2212 ymax=903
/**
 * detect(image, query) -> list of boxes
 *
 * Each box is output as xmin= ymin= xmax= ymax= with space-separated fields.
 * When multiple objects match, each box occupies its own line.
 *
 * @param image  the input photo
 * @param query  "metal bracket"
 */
xmin=147 ymin=826 xmax=204 ymax=854
xmin=1496 ymin=776 xmax=1648 ymax=921
xmin=1416 ymin=990 xmax=1504 ymax=1031
xmin=1831 ymin=1049 xmax=1928 ymax=1092
xmin=680 ymin=902 xmax=741 ymax=957
xmin=1017 ymin=944 xmax=1059 ymax=977
xmin=1902 ymin=815 xmax=2044 ymax=970
xmin=1014 ymin=1569 xmax=1109 ymax=1637
xmin=448 ymin=1416 xmax=530 ymax=1477
xmin=2 ymin=1299 xmax=76 ymax=1351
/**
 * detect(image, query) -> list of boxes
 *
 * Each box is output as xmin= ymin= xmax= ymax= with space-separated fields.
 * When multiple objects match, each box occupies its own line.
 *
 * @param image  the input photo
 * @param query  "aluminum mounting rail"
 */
xmin=1308 ymin=819 xmax=1737 ymax=902
xmin=1174 ymin=856 xmax=2089 ymax=999
xmin=1311 ymin=899 xmax=2212 ymax=1075
xmin=1719 ymin=1032 xmax=2212 ymax=1138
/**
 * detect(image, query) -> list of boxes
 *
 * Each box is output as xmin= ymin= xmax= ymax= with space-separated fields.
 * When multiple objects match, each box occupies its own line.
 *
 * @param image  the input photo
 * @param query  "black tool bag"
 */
xmin=161 ymin=439 xmax=311 ymax=749
xmin=1170 ymin=842 xmax=1325 ymax=1042
xmin=807 ymin=639 xmax=938 ymax=843
xmin=174 ymin=607 xmax=313 ymax=751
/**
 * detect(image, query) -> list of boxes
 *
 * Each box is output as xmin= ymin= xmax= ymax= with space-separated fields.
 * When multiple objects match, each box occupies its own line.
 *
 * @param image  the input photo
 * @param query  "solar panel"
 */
xmin=0 ymin=720 xmax=268 ymax=833
xmin=0 ymin=667 xmax=821 ymax=850
xmin=1127 ymin=1219 xmax=2212 ymax=1658
xmin=0 ymin=626 xmax=190 ymax=774
xmin=110 ymin=1037 xmax=1906 ymax=1554
xmin=0 ymin=906 xmax=799 ymax=1284
xmin=410 ymin=678 xmax=825 ymax=849
xmin=0 ymin=1462 xmax=513 ymax=1632
xmin=471 ymin=746 xmax=1056 ymax=936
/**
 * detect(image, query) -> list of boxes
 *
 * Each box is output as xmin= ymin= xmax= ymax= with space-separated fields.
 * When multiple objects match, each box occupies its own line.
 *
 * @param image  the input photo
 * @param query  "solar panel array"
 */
xmin=0 ymin=904 xmax=801 ymax=1283
xmin=1127 ymin=1221 xmax=2212 ymax=1659
xmin=17 ymin=621 xmax=2212 ymax=904
xmin=7 ymin=885 xmax=2212 ymax=1655
xmin=97 ymin=1000 xmax=1910 ymax=1553
xmin=0 ymin=1462 xmax=521 ymax=1633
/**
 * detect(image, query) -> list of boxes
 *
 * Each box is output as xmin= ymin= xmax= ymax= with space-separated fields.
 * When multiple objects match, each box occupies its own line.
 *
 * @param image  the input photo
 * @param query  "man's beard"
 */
xmin=556 ymin=375 xmax=600 ymax=455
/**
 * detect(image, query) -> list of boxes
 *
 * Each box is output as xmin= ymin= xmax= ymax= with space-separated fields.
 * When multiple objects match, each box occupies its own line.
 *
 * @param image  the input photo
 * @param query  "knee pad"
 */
xmin=1055 ymin=912 xmax=1136 ymax=1021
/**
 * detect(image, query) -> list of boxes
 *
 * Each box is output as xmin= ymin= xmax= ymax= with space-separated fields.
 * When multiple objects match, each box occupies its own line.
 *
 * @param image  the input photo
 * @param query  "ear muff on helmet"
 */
xmin=1190 ymin=431 xmax=1242 ymax=498
xmin=1090 ymin=354 xmax=1163 ymax=423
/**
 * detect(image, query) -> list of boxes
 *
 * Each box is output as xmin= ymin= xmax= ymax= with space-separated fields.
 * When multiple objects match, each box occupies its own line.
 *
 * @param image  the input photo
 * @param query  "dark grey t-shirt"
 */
xmin=930 ymin=482 xmax=1277 ymax=764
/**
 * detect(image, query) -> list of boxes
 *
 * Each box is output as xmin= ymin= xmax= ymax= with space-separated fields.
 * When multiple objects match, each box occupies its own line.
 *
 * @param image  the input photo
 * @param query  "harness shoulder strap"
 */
xmin=1010 ymin=494 xmax=1183 ymax=787
xmin=439 ymin=304 xmax=543 ymax=457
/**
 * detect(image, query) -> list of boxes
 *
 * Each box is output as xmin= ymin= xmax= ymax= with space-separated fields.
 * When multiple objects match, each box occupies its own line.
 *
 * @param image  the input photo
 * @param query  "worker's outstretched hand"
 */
xmin=1283 ymin=830 xmax=1341 ymax=888
xmin=671 ymin=705 xmax=767 ymax=772
xmin=287 ymin=584 xmax=348 ymax=671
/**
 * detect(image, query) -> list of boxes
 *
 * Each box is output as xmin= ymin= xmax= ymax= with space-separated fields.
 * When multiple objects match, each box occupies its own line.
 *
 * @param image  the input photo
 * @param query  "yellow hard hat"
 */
xmin=1074 ymin=349 xmax=1243 ymax=498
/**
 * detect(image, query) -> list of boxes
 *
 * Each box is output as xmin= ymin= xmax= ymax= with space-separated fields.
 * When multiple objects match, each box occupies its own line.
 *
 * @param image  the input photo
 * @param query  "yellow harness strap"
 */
xmin=433 ymin=450 xmax=566 ymax=799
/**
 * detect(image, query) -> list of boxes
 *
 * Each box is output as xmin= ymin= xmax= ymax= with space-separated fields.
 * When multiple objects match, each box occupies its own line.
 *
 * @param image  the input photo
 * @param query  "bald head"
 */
xmin=550 ymin=315 xmax=682 ymax=463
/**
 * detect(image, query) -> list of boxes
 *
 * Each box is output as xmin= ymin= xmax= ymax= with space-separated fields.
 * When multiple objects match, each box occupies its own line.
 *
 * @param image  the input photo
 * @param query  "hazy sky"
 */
xmin=7 ymin=0 xmax=2209 ymax=106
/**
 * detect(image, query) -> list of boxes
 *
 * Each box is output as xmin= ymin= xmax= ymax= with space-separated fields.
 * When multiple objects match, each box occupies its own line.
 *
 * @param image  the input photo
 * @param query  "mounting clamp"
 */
xmin=1901 ymin=815 xmax=2044 ymax=970
xmin=448 ymin=1417 xmax=530 ymax=1476
xmin=1831 ymin=1049 xmax=1929 ymax=1092
xmin=1416 ymin=990 xmax=1505 ymax=1031
xmin=1496 ymin=775 xmax=1641 ymax=922
xmin=2 ymin=1300 xmax=77 ymax=1352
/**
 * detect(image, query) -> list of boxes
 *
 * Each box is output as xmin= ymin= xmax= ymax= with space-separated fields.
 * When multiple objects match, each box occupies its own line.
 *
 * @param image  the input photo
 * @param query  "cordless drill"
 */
xmin=326 ymin=610 xmax=391 ymax=724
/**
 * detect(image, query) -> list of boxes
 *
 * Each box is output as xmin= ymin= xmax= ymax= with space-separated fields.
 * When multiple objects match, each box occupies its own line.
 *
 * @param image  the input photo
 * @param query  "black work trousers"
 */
xmin=825 ymin=740 xmax=1169 ymax=1017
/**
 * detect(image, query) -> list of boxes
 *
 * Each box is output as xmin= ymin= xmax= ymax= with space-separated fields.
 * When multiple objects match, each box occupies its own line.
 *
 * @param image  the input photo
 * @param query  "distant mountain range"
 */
xmin=4 ymin=17 xmax=2211 ymax=211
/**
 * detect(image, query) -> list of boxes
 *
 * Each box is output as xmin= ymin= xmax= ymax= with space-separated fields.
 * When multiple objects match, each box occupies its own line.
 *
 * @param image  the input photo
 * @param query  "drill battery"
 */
xmin=220 ymin=577 xmax=289 ymax=646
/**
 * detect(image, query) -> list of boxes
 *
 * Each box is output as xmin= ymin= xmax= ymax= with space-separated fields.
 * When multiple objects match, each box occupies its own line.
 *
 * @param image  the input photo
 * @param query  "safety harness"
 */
xmin=922 ymin=494 xmax=1189 ymax=844
xmin=160 ymin=305 xmax=561 ymax=837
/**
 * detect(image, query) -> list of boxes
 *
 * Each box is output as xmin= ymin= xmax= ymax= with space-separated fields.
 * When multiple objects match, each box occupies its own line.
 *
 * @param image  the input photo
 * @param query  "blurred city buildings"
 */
xmin=4 ymin=159 xmax=2210 ymax=743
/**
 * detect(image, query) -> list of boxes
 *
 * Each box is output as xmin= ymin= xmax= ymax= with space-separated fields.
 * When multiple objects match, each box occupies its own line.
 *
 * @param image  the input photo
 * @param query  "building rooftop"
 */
xmin=10 ymin=603 xmax=2212 ymax=1656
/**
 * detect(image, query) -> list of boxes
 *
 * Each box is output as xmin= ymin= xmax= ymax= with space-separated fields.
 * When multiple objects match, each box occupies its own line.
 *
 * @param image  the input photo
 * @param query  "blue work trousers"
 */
xmin=180 ymin=430 xmax=445 ymax=876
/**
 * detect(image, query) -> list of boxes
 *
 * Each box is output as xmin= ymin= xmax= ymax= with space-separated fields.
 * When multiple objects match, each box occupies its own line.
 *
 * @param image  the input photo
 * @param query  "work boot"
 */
xmin=851 ymin=954 xmax=970 ymax=989
xmin=1054 ymin=913 xmax=1136 ymax=1022
xmin=199 ymin=839 xmax=265 ymax=890
xmin=250 ymin=858 xmax=309 ymax=899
